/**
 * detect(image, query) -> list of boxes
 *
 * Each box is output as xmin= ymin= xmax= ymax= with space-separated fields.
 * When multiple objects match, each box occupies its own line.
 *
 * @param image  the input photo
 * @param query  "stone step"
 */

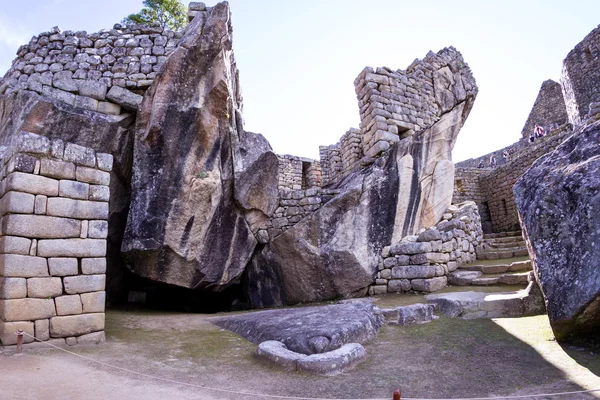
xmin=449 ymin=270 xmax=530 ymax=287
xmin=476 ymin=248 xmax=529 ymax=260
xmin=459 ymin=260 xmax=532 ymax=274
xmin=482 ymin=236 xmax=524 ymax=245
xmin=482 ymin=230 xmax=523 ymax=240
xmin=482 ymin=240 xmax=526 ymax=249
xmin=424 ymin=280 xmax=546 ymax=319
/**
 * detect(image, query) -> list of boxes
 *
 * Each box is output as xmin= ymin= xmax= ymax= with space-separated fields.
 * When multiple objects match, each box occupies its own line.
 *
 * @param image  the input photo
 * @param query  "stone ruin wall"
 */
xmin=0 ymin=23 xmax=182 ymax=116
xmin=369 ymin=201 xmax=482 ymax=295
xmin=319 ymin=128 xmax=362 ymax=186
xmin=454 ymin=124 xmax=574 ymax=233
xmin=0 ymin=131 xmax=111 ymax=346
xmin=520 ymin=80 xmax=569 ymax=140
xmin=561 ymin=24 xmax=600 ymax=126
xmin=277 ymin=155 xmax=322 ymax=191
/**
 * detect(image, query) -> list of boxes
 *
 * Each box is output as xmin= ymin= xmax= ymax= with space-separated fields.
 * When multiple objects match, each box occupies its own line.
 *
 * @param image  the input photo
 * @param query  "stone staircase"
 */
xmin=475 ymin=230 xmax=529 ymax=260
xmin=448 ymin=258 xmax=532 ymax=287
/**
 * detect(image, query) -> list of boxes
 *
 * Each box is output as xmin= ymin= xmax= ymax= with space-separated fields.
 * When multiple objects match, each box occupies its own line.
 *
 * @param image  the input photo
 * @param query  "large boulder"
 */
xmin=514 ymin=120 xmax=600 ymax=341
xmin=122 ymin=2 xmax=271 ymax=290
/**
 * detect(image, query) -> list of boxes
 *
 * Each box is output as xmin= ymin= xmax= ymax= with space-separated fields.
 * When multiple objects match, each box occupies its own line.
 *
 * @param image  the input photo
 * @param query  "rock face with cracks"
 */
xmin=121 ymin=3 xmax=276 ymax=291
xmin=514 ymin=120 xmax=600 ymax=341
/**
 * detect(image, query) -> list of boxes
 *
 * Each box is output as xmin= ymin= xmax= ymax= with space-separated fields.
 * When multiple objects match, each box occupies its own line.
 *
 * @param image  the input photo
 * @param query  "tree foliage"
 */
xmin=123 ymin=0 xmax=187 ymax=31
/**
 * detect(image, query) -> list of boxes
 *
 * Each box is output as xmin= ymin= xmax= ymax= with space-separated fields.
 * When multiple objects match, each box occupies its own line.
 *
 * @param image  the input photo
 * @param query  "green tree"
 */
xmin=123 ymin=0 xmax=187 ymax=31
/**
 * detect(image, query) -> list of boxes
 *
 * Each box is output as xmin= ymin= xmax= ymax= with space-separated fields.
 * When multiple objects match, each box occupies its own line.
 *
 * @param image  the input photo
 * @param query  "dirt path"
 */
xmin=1 ymin=308 xmax=599 ymax=400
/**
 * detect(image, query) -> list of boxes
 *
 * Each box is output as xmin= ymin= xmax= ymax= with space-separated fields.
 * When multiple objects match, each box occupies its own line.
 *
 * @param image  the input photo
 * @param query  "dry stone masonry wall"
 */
xmin=0 ymin=23 xmax=182 ymax=116
xmin=561 ymin=24 xmax=600 ymax=126
xmin=277 ymin=155 xmax=322 ymax=191
xmin=370 ymin=201 xmax=482 ymax=295
xmin=319 ymin=128 xmax=362 ymax=185
xmin=0 ymin=131 xmax=111 ymax=346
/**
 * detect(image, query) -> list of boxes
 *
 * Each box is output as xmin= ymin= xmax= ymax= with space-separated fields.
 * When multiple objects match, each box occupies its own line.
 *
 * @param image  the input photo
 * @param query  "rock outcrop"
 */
xmin=514 ymin=120 xmax=600 ymax=341
xmin=121 ymin=3 xmax=276 ymax=291
xmin=246 ymin=49 xmax=478 ymax=307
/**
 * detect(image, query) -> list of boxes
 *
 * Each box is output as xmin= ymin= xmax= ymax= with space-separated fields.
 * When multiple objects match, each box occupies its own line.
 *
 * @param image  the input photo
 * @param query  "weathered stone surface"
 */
xmin=89 ymin=185 xmax=109 ymax=201
xmin=63 ymin=275 xmax=106 ymax=294
xmin=55 ymin=295 xmax=82 ymax=315
xmin=0 ymin=236 xmax=31 ymax=255
xmin=212 ymin=302 xmax=383 ymax=355
xmin=76 ymin=331 xmax=105 ymax=344
xmin=4 ymin=172 xmax=58 ymax=196
xmin=257 ymin=340 xmax=305 ymax=371
xmin=38 ymin=239 xmax=106 ymax=257
xmin=88 ymin=220 xmax=108 ymax=239
xmin=35 ymin=319 xmax=50 ymax=341
xmin=64 ymin=142 xmax=96 ymax=167
xmin=35 ymin=195 xmax=48 ymax=214
xmin=2 ymin=214 xmax=81 ymax=238
xmin=27 ymin=277 xmax=63 ymax=298
xmin=0 ymin=254 xmax=48 ymax=277
xmin=0 ymin=298 xmax=56 ymax=321
xmin=392 ymin=265 xmax=438 ymax=279
xmin=0 ymin=191 xmax=35 ymax=214
xmin=0 ymin=277 xmax=27 ymax=299
xmin=0 ymin=321 xmax=34 ymax=345
xmin=75 ymin=167 xmax=110 ymax=185
xmin=59 ymin=180 xmax=89 ymax=199
xmin=122 ymin=3 xmax=258 ymax=291
xmin=81 ymin=258 xmax=106 ymax=274
xmin=49 ymin=313 xmax=104 ymax=337
xmin=514 ymin=120 xmax=600 ymax=341
xmin=47 ymin=197 xmax=108 ymax=219
xmin=48 ymin=257 xmax=78 ymax=276
xmin=397 ymin=304 xmax=437 ymax=325
xmin=106 ymin=86 xmax=142 ymax=111
xmin=411 ymin=276 xmax=447 ymax=292
xmin=296 ymin=343 xmax=367 ymax=376
xmin=40 ymin=159 xmax=76 ymax=179
xmin=80 ymin=291 xmax=105 ymax=313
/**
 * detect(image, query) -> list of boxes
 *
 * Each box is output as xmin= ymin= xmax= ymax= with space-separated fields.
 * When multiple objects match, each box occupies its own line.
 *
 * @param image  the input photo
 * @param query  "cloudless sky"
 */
xmin=1 ymin=1 xmax=598 ymax=161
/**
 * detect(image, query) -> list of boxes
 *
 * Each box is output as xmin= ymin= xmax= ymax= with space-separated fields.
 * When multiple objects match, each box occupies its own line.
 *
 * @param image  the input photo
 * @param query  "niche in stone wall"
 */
xmin=584 ymin=47 xmax=594 ymax=63
xmin=501 ymin=199 xmax=508 ymax=215
xmin=301 ymin=161 xmax=311 ymax=189
xmin=456 ymin=179 xmax=464 ymax=193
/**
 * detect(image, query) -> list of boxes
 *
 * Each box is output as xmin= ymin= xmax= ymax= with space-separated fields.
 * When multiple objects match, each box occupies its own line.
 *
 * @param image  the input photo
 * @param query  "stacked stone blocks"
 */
xmin=0 ymin=23 xmax=182 ymax=116
xmin=370 ymin=202 xmax=482 ymax=295
xmin=319 ymin=128 xmax=363 ymax=186
xmin=277 ymin=155 xmax=322 ymax=191
xmin=0 ymin=131 xmax=111 ymax=346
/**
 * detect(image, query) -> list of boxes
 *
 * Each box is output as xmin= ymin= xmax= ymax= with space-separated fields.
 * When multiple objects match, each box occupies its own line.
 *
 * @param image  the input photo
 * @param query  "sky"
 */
xmin=0 ymin=1 xmax=598 ymax=162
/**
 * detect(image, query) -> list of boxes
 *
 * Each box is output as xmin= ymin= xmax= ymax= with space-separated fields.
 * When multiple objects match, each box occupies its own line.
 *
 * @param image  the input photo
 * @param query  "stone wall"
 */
xmin=277 ymin=155 xmax=322 ymax=191
xmin=0 ymin=131 xmax=111 ymax=346
xmin=319 ymin=128 xmax=362 ymax=186
xmin=0 ymin=23 xmax=181 ymax=116
xmin=561 ymin=24 xmax=600 ymax=126
xmin=369 ymin=201 xmax=482 ymax=295
xmin=353 ymin=48 xmax=475 ymax=162
xmin=520 ymin=80 xmax=568 ymax=140
xmin=454 ymin=124 xmax=573 ymax=233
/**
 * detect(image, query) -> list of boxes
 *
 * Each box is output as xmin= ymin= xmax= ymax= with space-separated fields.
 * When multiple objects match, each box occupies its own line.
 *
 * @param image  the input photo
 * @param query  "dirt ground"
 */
xmin=1 ymin=298 xmax=599 ymax=400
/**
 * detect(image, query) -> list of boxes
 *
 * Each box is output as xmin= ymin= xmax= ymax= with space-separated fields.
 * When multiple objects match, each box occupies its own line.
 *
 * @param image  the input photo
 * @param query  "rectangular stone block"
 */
xmin=392 ymin=265 xmax=438 ymax=279
xmin=27 ymin=277 xmax=63 ymax=298
xmin=37 ymin=239 xmax=106 ymax=257
xmin=74 ymin=95 xmax=99 ymax=111
xmin=48 ymin=258 xmax=79 ymax=276
xmin=80 ymin=220 xmax=88 ymax=238
xmin=59 ymin=180 xmax=90 ymax=200
xmin=96 ymin=153 xmax=113 ymax=172
xmin=63 ymin=275 xmax=105 ymax=294
xmin=0 ymin=236 xmax=31 ymax=255
xmin=80 ymin=291 xmax=105 ymax=313
xmin=409 ymin=252 xmax=450 ymax=265
xmin=0 ymin=277 xmax=27 ymax=299
xmin=35 ymin=319 xmax=50 ymax=341
xmin=76 ymin=167 xmax=110 ymax=185
xmin=411 ymin=276 xmax=447 ymax=293
xmin=64 ymin=143 xmax=96 ymax=168
xmin=0 ymin=191 xmax=35 ymax=214
xmin=2 ymin=214 xmax=81 ymax=238
xmin=77 ymin=330 xmax=105 ymax=344
xmin=47 ymin=197 xmax=108 ymax=219
xmin=81 ymin=258 xmax=106 ymax=274
xmin=88 ymin=220 xmax=108 ymax=239
xmin=50 ymin=313 xmax=104 ymax=338
xmin=5 ymin=172 xmax=59 ymax=196
xmin=89 ymin=185 xmax=109 ymax=201
xmin=77 ymin=80 xmax=107 ymax=101
xmin=0 ymin=298 xmax=56 ymax=321
xmin=15 ymin=131 xmax=50 ymax=155
xmin=40 ymin=159 xmax=76 ymax=180
xmin=8 ymin=153 xmax=37 ymax=174
xmin=55 ymin=295 xmax=82 ymax=316
xmin=97 ymin=101 xmax=121 ymax=115
xmin=390 ymin=241 xmax=432 ymax=255
xmin=35 ymin=195 xmax=48 ymax=214
xmin=0 ymin=321 xmax=34 ymax=345
xmin=0 ymin=254 xmax=48 ymax=277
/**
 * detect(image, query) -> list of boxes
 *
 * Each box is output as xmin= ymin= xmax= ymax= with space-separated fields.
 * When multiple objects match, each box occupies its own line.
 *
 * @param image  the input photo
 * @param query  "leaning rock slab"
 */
xmin=122 ymin=3 xmax=259 ymax=290
xmin=514 ymin=120 xmax=600 ymax=341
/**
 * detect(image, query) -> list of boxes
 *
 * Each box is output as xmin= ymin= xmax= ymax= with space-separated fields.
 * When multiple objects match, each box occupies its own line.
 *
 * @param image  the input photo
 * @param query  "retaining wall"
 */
xmin=0 ymin=131 xmax=111 ymax=346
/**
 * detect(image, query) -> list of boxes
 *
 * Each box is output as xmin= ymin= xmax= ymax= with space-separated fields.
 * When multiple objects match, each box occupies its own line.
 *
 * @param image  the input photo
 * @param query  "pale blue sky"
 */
xmin=1 ymin=1 xmax=598 ymax=161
